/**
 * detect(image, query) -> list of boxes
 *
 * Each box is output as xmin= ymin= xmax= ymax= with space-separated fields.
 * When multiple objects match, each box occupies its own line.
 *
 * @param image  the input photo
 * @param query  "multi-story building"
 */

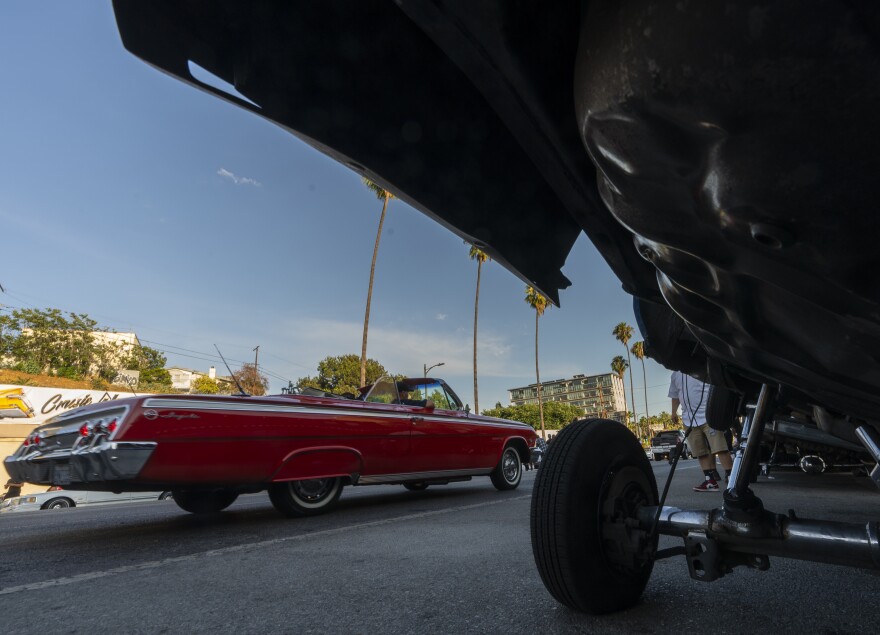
xmin=508 ymin=372 xmax=627 ymax=423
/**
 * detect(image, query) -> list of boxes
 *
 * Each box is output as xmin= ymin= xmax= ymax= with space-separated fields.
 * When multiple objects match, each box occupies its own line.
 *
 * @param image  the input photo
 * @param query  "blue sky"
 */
xmin=0 ymin=2 xmax=674 ymax=417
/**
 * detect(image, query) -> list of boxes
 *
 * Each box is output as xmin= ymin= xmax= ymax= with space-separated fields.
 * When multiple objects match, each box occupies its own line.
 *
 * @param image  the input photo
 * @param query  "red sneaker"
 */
xmin=693 ymin=479 xmax=719 ymax=492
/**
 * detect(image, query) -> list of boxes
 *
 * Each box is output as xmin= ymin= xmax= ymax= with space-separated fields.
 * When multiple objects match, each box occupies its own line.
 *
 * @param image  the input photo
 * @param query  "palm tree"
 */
xmin=468 ymin=243 xmax=490 ymax=413
xmin=631 ymin=340 xmax=649 ymax=440
xmin=360 ymin=178 xmax=395 ymax=388
xmin=525 ymin=286 xmax=549 ymax=438
xmin=597 ymin=377 xmax=608 ymax=418
xmin=611 ymin=355 xmax=632 ymax=433
xmin=613 ymin=322 xmax=638 ymax=434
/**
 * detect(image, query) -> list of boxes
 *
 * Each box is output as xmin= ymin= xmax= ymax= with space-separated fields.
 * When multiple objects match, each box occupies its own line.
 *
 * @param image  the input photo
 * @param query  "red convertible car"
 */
xmin=4 ymin=377 xmax=536 ymax=517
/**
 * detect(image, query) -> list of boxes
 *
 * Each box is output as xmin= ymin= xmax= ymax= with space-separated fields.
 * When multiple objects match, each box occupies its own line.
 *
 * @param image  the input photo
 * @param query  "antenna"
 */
xmin=215 ymin=344 xmax=250 ymax=396
xmin=118 ymin=373 xmax=139 ymax=397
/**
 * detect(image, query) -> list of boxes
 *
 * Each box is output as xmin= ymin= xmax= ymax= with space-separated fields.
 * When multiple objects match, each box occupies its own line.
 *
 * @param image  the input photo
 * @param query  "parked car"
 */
xmin=0 ymin=488 xmax=172 ymax=513
xmin=648 ymin=430 xmax=692 ymax=462
xmin=5 ymin=377 xmax=536 ymax=517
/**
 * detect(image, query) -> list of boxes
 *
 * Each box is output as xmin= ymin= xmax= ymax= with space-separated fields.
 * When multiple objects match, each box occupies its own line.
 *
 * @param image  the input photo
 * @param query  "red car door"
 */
xmin=408 ymin=381 xmax=498 ymax=473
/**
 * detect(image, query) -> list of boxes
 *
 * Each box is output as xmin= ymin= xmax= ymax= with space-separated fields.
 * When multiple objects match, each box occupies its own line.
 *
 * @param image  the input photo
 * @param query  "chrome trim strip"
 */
xmin=35 ymin=405 xmax=132 ymax=439
xmin=140 ymin=398 xmax=533 ymax=430
xmin=357 ymin=468 xmax=493 ymax=484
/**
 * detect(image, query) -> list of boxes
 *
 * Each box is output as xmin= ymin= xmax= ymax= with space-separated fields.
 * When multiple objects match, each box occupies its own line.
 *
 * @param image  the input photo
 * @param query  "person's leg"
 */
xmin=689 ymin=427 xmax=719 ymax=491
xmin=698 ymin=454 xmax=714 ymax=471
xmin=699 ymin=454 xmax=721 ymax=482
xmin=706 ymin=426 xmax=734 ymax=477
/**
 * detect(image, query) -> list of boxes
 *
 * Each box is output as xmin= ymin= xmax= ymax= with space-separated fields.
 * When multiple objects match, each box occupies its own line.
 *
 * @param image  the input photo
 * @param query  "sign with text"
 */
xmin=0 ymin=384 xmax=142 ymax=426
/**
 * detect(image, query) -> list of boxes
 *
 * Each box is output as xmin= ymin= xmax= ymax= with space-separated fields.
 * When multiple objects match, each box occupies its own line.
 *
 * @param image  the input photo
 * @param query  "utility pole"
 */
xmin=253 ymin=345 xmax=259 ymax=372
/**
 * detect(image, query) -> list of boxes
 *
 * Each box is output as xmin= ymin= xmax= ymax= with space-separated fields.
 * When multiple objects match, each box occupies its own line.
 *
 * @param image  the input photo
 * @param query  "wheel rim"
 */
xmin=501 ymin=448 xmax=520 ymax=483
xmin=290 ymin=478 xmax=338 ymax=507
xmin=598 ymin=465 xmax=655 ymax=578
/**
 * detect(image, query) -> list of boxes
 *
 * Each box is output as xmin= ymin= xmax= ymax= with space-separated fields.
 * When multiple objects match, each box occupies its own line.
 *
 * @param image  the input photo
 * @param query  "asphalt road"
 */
xmin=1 ymin=461 xmax=878 ymax=634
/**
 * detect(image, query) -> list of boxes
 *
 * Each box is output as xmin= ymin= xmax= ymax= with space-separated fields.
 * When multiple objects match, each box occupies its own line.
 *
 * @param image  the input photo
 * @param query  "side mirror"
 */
xmin=464 ymin=404 xmax=471 ymax=416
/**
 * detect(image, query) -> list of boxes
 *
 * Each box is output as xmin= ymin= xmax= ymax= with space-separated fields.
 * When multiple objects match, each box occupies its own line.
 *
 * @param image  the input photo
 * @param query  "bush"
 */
xmin=191 ymin=375 xmax=220 ymax=394
xmin=56 ymin=366 xmax=82 ymax=380
xmin=15 ymin=360 xmax=42 ymax=375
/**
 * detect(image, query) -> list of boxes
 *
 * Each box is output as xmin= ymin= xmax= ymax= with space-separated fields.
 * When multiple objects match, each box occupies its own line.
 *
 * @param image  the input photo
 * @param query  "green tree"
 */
xmin=640 ymin=411 xmax=676 ymax=439
xmin=298 ymin=354 xmax=392 ymax=397
xmin=121 ymin=345 xmax=172 ymax=388
xmin=2 ymin=308 xmax=109 ymax=379
xmin=481 ymin=401 xmax=583 ymax=431
xmin=611 ymin=354 xmax=634 ymax=435
xmin=468 ymin=242 xmax=490 ymax=413
xmin=360 ymin=178 xmax=395 ymax=388
xmin=631 ymin=340 xmax=649 ymax=440
xmin=525 ymin=286 xmax=549 ymax=438
xmin=613 ymin=322 xmax=638 ymax=435
xmin=191 ymin=375 xmax=220 ymax=394
xmin=232 ymin=363 xmax=270 ymax=396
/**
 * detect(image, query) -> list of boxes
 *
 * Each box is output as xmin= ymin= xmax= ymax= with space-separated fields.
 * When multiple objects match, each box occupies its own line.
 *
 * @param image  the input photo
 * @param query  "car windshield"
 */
xmin=362 ymin=377 xmax=401 ymax=404
xmin=408 ymin=380 xmax=462 ymax=410
xmin=361 ymin=377 xmax=463 ymax=410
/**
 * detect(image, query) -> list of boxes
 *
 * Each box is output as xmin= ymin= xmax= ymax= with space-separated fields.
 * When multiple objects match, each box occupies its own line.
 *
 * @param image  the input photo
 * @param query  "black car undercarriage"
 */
xmin=111 ymin=0 xmax=880 ymax=614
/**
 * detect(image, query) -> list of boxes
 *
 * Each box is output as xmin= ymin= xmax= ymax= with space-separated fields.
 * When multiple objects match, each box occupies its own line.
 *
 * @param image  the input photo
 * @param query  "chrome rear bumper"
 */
xmin=4 ymin=441 xmax=156 ymax=486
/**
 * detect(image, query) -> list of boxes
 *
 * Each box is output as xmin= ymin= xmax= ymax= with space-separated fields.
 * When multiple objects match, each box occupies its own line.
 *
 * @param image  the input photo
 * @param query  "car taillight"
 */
xmin=33 ymin=435 xmax=41 ymax=444
xmin=79 ymin=423 xmax=92 ymax=437
xmin=94 ymin=418 xmax=119 ymax=435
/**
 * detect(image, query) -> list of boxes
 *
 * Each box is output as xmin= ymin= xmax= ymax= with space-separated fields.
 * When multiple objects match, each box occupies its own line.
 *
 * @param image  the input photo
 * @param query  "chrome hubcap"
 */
xmin=502 ymin=450 xmax=520 ymax=482
xmin=292 ymin=478 xmax=334 ymax=503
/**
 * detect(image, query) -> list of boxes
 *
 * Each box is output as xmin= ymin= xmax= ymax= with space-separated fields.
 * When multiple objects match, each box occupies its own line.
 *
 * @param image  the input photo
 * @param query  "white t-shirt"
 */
xmin=668 ymin=371 xmax=708 ymax=427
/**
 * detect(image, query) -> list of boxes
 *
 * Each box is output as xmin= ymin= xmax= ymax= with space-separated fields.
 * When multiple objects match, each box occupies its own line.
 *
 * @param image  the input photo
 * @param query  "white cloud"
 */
xmin=217 ymin=168 xmax=262 ymax=187
xmin=269 ymin=316 xmax=522 ymax=380
xmin=435 ymin=313 xmax=447 ymax=321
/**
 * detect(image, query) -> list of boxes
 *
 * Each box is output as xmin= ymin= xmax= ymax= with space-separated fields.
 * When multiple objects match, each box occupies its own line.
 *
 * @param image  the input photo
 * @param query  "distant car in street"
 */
xmin=649 ymin=430 xmax=692 ymax=462
xmin=0 ymin=488 xmax=172 ymax=513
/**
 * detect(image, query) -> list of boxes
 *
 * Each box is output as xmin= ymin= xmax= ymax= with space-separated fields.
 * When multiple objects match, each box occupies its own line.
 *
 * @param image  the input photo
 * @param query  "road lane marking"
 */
xmin=0 ymin=494 xmax=531 ymax=595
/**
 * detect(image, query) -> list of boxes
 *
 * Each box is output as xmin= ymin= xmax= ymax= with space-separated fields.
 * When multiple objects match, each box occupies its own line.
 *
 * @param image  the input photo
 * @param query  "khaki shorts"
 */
xmin=686 ymin=424 xmax=729 ymax=458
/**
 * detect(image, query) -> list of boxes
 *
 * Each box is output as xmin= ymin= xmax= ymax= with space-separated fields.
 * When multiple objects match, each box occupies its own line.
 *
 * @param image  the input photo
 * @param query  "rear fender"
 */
xmin=270 ymin=446 xmax=364 ymax=483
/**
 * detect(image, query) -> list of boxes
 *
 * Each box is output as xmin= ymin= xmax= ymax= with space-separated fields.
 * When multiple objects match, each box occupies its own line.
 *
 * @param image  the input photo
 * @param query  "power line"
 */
xmin=259 ymin=350 xmax=313 ymax=371
xmin=138 ymin=339 xmax=292 ymax=384
xmin=0 ymin=309 xmax=301 ymax=384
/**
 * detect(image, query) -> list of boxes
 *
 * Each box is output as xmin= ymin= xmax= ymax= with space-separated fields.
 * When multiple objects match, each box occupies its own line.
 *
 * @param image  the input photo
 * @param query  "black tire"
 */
xmin=404 ymin=482 xmax=429 ymax=491
xmin=42 ymin=497 xmax=73 ymax=510
xmin=490 ymin=445 xmax=523 ymax=490
xmin=706 ymin=385 xmax=740 ymax=431
xmin=171 ymin=489 xmax=238 ymax=514
xmin=531 ymin=418 xmax=658 ymax=614
xmin=159 ymin=491 xmax=174 ymax=500
xmin=268 ymin=477 xmax=343 ymax=518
